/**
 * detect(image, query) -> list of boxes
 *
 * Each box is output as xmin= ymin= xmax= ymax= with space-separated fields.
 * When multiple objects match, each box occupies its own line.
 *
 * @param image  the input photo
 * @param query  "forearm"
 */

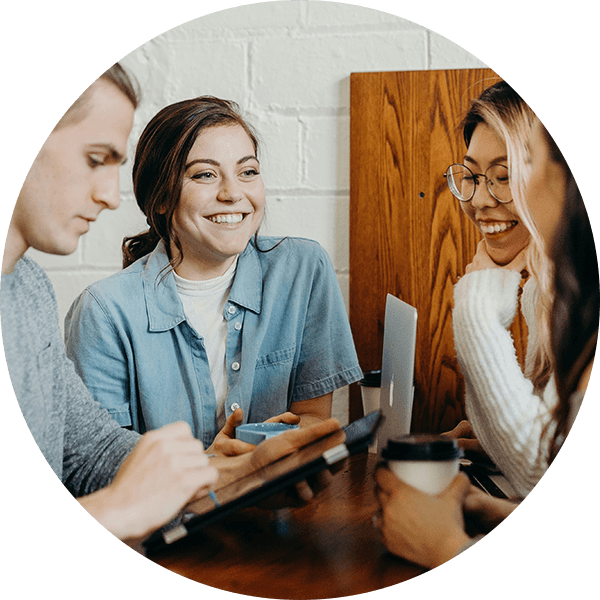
xmin=463 ymin=378 xmax=555 ymax=497
xmin=295 ymin=414 xmax=327 ymax=427
xmin=78 ymin=487 xmax=145 ymax=543
xmin=290 ymin=393 xmax=333 ymax=427
xmin=453 ymin=270 xmax=554 ymax=496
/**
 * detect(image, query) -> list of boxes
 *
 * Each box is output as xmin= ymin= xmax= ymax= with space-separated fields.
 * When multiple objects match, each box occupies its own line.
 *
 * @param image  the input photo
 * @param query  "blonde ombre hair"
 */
xmin=461 ymin=82 xmax=554 ymax=392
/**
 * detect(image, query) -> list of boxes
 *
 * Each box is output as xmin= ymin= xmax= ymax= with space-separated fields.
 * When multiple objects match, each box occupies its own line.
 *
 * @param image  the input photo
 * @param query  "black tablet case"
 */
xmin=144 ymin=410 xmax=382 ymax=555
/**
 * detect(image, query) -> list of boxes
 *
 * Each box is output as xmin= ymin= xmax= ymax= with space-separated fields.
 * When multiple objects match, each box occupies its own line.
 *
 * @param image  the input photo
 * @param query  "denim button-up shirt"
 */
xmin=65 ymin=237 xmax=362 ymax=447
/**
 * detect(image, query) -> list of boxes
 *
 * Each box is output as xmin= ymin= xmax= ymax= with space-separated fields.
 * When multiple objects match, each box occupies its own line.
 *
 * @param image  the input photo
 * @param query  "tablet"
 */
xmin=143 ymin=410 xmax=383 ymax=555
xmin=460 ymin=458 xmax=508 ymax=498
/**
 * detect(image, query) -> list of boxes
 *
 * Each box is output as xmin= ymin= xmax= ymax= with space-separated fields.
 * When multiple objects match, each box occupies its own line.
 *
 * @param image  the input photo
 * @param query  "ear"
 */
xmin=157 ymin=204 xmax=167 ymax=215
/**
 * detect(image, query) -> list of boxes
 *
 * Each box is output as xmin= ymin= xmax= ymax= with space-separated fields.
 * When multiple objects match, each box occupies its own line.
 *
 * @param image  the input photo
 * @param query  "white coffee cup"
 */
xmin=359 ymin=370 xmax=381 ymax=452
xmin=381 ymin=435 xmax=462 ymax=495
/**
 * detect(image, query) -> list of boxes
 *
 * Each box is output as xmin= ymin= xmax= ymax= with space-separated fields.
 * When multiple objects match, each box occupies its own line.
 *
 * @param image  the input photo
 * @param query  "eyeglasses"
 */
xmin=444 ymin=163 xmax=512 ymax=204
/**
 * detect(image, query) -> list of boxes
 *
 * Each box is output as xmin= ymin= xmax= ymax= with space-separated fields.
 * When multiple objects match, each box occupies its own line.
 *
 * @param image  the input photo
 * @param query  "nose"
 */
xmin=93 ymin=170 xmax=121 ymax=211
xmin=217 ymin=177 xmax=243 ymax=203
xmin=470 ymin=178 xmax=498 ymax=210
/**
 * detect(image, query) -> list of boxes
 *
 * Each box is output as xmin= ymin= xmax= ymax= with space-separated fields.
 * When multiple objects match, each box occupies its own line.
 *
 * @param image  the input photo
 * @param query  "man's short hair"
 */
xmin=55 ymin=63 xmax=140 ymax=130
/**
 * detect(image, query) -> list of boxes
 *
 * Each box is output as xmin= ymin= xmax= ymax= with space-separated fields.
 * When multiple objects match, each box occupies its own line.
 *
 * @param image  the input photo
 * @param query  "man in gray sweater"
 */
xmin=1 ymin=64 xmax=220 ymax=541
xmin=1 ymin=63 xmax=341 ymax=544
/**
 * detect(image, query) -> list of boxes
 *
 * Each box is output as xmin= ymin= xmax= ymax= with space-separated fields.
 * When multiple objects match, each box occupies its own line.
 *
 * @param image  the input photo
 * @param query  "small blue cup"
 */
xmin=236 ymin=422 xmax=299 ymax=445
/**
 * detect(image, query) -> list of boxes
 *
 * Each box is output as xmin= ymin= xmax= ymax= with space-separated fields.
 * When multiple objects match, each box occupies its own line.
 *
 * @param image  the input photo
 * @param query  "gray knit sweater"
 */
xmin=0 ymin=257 xmax=139 ymax=497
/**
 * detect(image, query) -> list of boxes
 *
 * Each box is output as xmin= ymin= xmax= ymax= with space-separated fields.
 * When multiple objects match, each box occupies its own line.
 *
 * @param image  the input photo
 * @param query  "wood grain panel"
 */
xmin=349 ymin=69 xmax=527 ymax=432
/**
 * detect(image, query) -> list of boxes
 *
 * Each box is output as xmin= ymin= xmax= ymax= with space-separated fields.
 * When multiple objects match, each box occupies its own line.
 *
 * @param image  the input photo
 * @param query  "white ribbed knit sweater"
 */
xmin=453 ymin=269 xmax=558 ymax=498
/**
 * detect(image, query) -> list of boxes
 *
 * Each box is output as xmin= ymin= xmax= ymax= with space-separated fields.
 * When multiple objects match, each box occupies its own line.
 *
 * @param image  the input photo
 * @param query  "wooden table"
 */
xmin=151 ymin=452 xmax=424 ymax=598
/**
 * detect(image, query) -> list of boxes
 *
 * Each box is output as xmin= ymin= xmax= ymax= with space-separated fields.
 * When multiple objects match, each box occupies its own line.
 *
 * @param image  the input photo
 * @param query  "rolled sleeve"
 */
xmin=292 ymin=245 xmax=362 ymax=401
xmin=65 ymin=289 xmax=134 ymax=428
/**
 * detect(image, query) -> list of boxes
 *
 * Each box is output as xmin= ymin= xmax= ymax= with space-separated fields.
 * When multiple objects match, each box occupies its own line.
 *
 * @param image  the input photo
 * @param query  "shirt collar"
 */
xmin=228 ymin=240 xmax=263 ymax=314
xmin=142 ymin=239 xmax=263 ymax=332
xmin=142 ymin=241 xmax=186 ymax=332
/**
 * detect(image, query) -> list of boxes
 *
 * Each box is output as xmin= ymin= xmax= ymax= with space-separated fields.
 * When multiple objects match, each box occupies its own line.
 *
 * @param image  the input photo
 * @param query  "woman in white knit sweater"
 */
xmin=446 ymin=82 xmax=557 ymax=498
xmin=375 ymin=114 xmax=597 ymax=570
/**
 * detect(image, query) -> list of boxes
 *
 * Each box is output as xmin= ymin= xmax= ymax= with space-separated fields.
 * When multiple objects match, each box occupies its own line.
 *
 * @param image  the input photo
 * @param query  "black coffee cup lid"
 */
xmin=359 ymin=370 xmax=381 ymax=387
xmin=381 ymin=434 xmax=462 ymax=461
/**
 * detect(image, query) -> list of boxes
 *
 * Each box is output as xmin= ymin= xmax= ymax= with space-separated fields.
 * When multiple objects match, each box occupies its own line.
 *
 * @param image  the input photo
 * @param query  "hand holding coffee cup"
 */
xmin=381 ymin=434 xmax=463 ymax=495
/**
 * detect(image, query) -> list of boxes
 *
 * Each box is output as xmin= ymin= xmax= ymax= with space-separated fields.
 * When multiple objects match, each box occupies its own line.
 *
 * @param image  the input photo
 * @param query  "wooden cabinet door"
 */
xmin=349 ymin=68 xmax=527 ymax=432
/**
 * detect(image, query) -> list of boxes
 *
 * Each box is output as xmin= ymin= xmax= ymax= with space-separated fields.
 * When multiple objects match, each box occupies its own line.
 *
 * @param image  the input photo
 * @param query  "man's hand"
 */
xmin=375 ymin=468 xmax=472 ymax=569
xmin=78 ymin=421 xmax=218 ymax=543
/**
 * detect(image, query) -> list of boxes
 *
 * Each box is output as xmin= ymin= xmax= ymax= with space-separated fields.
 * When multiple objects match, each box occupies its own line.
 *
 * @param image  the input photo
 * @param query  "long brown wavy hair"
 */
xmin=122 ymin=96 xmax=261 ymax=270
xmin=543 ymin=125 xmax=598 ymax=461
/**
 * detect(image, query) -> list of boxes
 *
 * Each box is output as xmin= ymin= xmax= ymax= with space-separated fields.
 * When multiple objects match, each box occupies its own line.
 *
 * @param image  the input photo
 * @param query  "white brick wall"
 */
xmin=25 ymin=0 xmax=486 ymax=424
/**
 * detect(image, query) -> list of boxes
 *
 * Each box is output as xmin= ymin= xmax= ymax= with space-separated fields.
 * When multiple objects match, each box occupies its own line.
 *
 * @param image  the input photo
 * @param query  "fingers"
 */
xmin=456 ymin=438 xmax=482 ymax=452
xmin=214 ymin=438 xmax=256 ymax=457
xmin=456 ymin=420 xmax=474 ymax=438
xmin=153 ymin=447 xmax=210 ymax=470
xmin=375 ymin=465 xmax=405 ymax=496
xmin=189 ymin=464 xmax=219 ymax=491
xmin=255 ymin=418 xmax=343 ymax=466
xmin=300 ymin=469 xmax=334 ymax=499
xmin=144 ymin=420 xmax=197 ymax=443
xmin=463 ymin=484 xmax=488 ymax=511
xmin=280 ymin=417 xmax=342 ymax=448
xmin=294 ymin=480 xmax=316 ymax=503
xmin=220 ymin=408 xmax=245 ymax=438
xmin=441 ymin=419 xmax=473 ymax=439
xmin=443 ymin=472 xmax=471 ymax=502
xmin=265 ymin=412 xmax=301 ymax=425
xmin=137 ymin=423 xmax=208 ymax=465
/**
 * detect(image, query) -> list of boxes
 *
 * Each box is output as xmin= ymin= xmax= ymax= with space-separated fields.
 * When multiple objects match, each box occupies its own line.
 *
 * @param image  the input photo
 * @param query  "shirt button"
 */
xmin=230 ymin=403 xmax=240 ymax=412
xmin=234 ymin=322 xmax=242 ymax=331
xmin=231 ymin=361 xmax=240 ymax=371
xmin=228 ymin=305 xmax=236 ymax=315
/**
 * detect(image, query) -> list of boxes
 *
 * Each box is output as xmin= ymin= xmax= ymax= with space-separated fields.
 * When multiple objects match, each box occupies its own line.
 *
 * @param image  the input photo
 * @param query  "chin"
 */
xmin=51 ymin=237 xmax=81 ymax=257
xmin=489 ymin=255 xmax=514 ymax=267
xmin=486 ymin=245 xmax=524 ymax=266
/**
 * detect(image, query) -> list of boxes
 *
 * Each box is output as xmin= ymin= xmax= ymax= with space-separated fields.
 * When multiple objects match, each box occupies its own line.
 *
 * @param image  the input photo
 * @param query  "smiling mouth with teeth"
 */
xmin=479 ymin=220 xmax=518 ymax=235
xmin=207 ymin=213 xmax=245 ymax=224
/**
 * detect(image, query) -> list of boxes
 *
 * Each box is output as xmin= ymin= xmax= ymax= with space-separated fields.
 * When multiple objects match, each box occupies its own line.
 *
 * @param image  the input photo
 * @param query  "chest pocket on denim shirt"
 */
xmin=252 ymin=345 xmax=296 ymax=417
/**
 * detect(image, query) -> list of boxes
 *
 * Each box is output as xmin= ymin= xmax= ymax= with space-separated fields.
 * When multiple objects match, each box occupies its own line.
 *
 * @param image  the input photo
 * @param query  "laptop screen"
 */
xmin=376 ymin=294 xmax=418 ymax=453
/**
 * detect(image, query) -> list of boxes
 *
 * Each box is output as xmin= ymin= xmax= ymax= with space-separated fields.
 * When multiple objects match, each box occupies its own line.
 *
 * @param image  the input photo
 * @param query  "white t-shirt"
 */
xmin=174 ymin=258 xmax=238 ymax=429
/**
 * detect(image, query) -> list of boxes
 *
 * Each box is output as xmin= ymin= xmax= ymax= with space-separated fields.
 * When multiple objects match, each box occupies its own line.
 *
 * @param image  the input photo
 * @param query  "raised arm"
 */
xmin=453 ymin=268 xmax=557 ymax=497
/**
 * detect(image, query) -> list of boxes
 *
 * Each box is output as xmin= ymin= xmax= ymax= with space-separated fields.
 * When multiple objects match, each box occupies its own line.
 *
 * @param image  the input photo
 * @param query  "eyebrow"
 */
xmin=89 ymin=143 xmax=128 ymax=165
xmin=185 ymin=155 xmax=259 ymax=170
xmin=463 ymin=154 xmax=508 ymax=168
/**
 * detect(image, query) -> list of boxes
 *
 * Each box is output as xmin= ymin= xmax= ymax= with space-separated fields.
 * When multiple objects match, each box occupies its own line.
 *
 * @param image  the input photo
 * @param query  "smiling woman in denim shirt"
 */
xmin=65 ymin=96 xmax=362 ymax=456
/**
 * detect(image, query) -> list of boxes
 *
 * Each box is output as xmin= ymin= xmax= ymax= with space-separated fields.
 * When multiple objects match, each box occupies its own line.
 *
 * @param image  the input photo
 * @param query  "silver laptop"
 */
xmin=376 ymin=294 xmax=418 ymax=452
xmin=374 ymin=294 xmax=519 ymax=499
